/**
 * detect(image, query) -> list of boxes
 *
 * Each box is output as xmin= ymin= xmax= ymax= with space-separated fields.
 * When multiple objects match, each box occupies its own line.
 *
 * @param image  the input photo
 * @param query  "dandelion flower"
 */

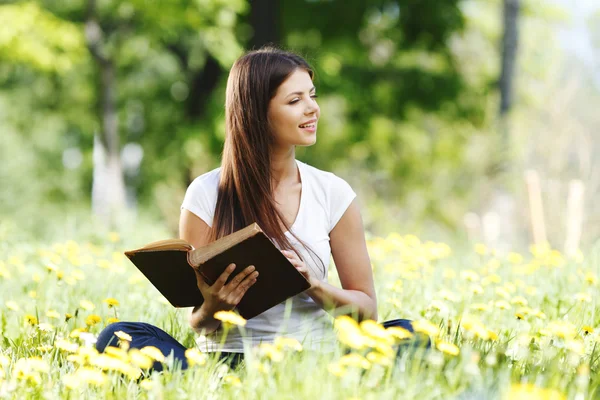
xmin=79 ymin=300 xmax=95 ymax=311
xmin=437 ymin=341 xmax=460 ymax=356
xmin=5 ymin=301 xmax=19 ymax=311
xmin=139 ymin=379 xmax=154 ymax=390
xmin=386 ymin=327 xmax=413 ymax=341
xmin=76 ymin=367 xmax=107 ymax=386
xmin=114 ymin=331 xmax=132 ymax=342
xmin=107 ymin=317 xmax=120 ymax=324
xmin=141 ymin=346 xmax=165 ymax=363
xmin=582 ymin=326 xmax=594 ymax=335
xmin=274 ymin=337 xmax=303 ymax=352
xmin=37 ymin=323 xmax=54 ymax=332
xmin=366 ymin=351 xmax=393 ymax=367
xmin=185 ymin=348 xmax=208 ymax=366
xmin=339 ymin=353 xmax=371 ymax=370
xmin=55 ymin=339 xmax=79 ymax=353
xmin=85 ymin=314 xmax=102 ymax=326
xmin=412 ymin=320 xmax=440 ymax=337
xmin=256 ymin=343 xmax=283 ymax=362
xmin=327 ymin=362 xmax=347 ymax=377
xmin=214 ymin=311 xmax=247 ymax=327
xmin=46 ymin=310 xmax=61 ymax=319
xmin=24 ymin=314 xmax=38 ymax=326
xmin=223 ymin=375 xmax=242 ymax=386
xmin=103 ymin=298 xmax=119 ymax=308
xmin=128 ymin=349 xmax=154 ymax=369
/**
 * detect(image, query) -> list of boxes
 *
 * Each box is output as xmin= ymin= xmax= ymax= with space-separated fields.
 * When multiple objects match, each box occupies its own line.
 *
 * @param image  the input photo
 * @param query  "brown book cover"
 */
xmin=124 ymin=223 xmax=311 ymax=320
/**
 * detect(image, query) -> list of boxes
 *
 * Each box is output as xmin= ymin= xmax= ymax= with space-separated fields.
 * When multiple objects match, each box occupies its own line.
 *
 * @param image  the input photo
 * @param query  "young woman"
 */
xmin=96 ymin=46 xmax=417 ymax=370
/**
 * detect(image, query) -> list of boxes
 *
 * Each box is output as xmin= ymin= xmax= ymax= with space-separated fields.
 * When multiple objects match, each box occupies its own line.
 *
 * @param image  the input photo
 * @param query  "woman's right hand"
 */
xmin=194 ymin=263 xmax=259 ymax=317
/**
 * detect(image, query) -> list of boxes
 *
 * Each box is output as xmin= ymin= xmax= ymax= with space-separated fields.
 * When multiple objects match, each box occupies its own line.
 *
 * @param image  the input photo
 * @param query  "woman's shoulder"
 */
xmin=189 ymin=166 xmax=221 ymax=187
xmin=297 ymin=159 xmax=352 ymax=191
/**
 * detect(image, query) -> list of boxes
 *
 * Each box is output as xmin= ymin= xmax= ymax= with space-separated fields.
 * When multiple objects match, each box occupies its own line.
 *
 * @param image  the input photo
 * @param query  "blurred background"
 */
xmin=1 ymin=0 xmax=599 ymax=253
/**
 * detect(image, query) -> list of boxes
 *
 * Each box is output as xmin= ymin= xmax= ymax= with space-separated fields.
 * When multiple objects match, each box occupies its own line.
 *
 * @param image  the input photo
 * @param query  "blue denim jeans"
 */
xmin=96 ymin=318 xmax=428 ymax=371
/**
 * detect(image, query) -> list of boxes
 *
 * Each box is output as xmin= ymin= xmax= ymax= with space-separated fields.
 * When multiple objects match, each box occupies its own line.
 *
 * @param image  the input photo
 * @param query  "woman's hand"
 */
xmin=281 ymin=250 xmax=321 ymax=294
xmin=194 ymin=263 xmax=259 ymax=317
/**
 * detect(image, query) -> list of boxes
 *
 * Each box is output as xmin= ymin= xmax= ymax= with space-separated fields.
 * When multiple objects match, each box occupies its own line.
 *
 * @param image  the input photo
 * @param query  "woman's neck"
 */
xmin=270 ymin=147 xmax=298 ymax=186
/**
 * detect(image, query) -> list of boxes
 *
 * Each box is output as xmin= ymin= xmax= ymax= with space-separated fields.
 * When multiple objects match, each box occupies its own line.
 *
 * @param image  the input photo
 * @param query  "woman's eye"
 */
xmin=289 ymin=95 xmax=318 ymax=105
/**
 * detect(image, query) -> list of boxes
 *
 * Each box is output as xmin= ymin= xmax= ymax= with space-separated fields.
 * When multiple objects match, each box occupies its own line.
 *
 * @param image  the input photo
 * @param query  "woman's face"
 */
xmin=268 ymin=69 xmax=320 ymax=148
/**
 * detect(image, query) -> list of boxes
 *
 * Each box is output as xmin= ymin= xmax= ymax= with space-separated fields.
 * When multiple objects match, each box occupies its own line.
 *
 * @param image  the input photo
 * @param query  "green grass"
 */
xmin=1 ymin=217 xmax=599 ymax=399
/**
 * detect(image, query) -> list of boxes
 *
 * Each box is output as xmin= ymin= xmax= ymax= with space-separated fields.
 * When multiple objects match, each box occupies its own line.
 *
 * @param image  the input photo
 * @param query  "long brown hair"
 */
xmin=208 ymin=46 xmax=325 ymax=277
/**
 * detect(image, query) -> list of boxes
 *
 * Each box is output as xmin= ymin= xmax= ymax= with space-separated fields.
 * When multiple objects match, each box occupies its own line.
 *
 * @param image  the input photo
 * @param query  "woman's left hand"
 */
xmin=281 ymin=249 xmax=320 ymax=293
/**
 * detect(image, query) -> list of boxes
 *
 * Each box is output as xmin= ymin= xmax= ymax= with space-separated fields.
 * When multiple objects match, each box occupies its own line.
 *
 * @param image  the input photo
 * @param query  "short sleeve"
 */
xmin=180 ymin=171 xmax=219 ymax=228
xmin=328 ymin=173 xmax=357 ymax=233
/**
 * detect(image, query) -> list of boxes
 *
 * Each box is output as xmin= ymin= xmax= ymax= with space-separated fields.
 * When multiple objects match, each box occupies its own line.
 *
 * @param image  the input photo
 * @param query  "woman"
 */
xmin=96 ymin=46 xmax=417 ymax=370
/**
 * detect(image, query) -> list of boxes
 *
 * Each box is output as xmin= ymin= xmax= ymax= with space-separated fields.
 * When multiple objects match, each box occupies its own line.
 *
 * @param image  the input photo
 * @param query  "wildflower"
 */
xmin=566 ymin=340 xmax=584 ymax=355
xmin=141 ymin=346 xmax=165 ymax=363
xmin=511 ymin=296 xmax=528 ymax=306
xmin=223 ymin=375 xmax=242 ymax=386
xmin=470 ymin=303 xmax=489 ymax=312
xmin=339 ymin=353 xmax=371 ymax=370
xmin=582 ymin=326 xmax=594 ymax=335
xmin=334 ymin=315 xmax=373 ymax=350
xmin=360 ymin=320 xmax=393 ymax=344
xmin=46 ymin=310 xmax=61 ymax=319
xmin=461 ymin=270 xmax=480 ymax=282
xmin=76 ymin=367 xmax=107 ymax=386
xmin=85 ymin=314 xmax=102 ymax=326
xmin=437 ymin=341 xmax=460 ymax=356
xmin=55 ymin=339 xmax=79 ymax=353
xmin=24 ymin=314 xmax=38 ymax=325
xmin=548 ymin=321 xmax=577 ymax=340
xmin=386 ymin=327 xmax=413 ymax=341
xmin=5 ymin=301 xmax=19 ymax=311
xmin=256 ymin=343 xmax=283 ymax=362
xmin=574 ymin=293 xmax=592 ymax=303
xmin=185 ymin=348 xmax=208 ymax=366
xmin=79 ymin=300 xmax=95 ymax=311
xmin=507 ymin=383 xmax=565 ymax=400
xmin=274 ymin=337 xmax=303 ymax=352
xmin=139 ymin=379 xmax=154 ymax=390
xmin=37 ymin=323 xmax=54 ymax=332
xmin=214 ymin=311 xmax=247 ymax=327
xmin=474 ymin=243 xmax=488 ymax=255
xmin=105 ymin=346 xmax=129 ymax=362
xmin=103 ymin=298 xmax=119 ymax=308
xmin=128 ymin=349 xmax=154 ymax=369
xmin=0 ymin=354 xmax=9 ymax=368
xmin=487 ymin=330 xmax=499 ymax=341
xmin=507 ymin=252 xmax=524 ymax=264
xmin=327 ymin=362 xmax=347 ymax=377
xmin=366 ymin=351 xmax=392 ymax=367
xmin=107 ymin=317 xmax=120 ymax=324
xmin=108 ymin=232 xmax=120 ymax=243
xmin=584 ymin=273 xmax=597 ymax=285
xmin=494 ymin=300 xmax=511 ymax=310
xmin=70 ymin=328 xmax=87 ymax=338
xmin=36 ymin=345 xmax=53 ymax=353
xmin=65 ymin=313 xmax=74 ymax=322
xmin=412 ymin=320 xmax=440 ymax=337
xmin=114 ymin=330 xmax=132 ymax=342
xmin=470 ymin=285 xmax=484 ymax=295
xmin=28 ymin=290 xmax=37 ymax=298
xmin=515 ymin=313 xmax=525 ymax=320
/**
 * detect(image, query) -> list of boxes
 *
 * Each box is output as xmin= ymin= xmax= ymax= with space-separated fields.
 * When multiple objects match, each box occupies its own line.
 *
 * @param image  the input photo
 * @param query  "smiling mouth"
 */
xmin=299 ymin=123 xmax=316 ymax=128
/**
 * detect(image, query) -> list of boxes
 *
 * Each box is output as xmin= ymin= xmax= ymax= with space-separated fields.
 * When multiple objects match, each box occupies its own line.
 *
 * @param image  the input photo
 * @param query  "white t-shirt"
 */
xmin=180 ymin=159 xmax=357 ymax=352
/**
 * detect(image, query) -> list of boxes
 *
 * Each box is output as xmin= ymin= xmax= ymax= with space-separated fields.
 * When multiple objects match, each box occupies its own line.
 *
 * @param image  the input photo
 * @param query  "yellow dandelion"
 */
xmin=584 ymin=273 xmax=597 ymax=285
xmin=360 ymin=320 xmax=393 ymax=344
xmin=85 ymin=314 xmax=102 ymax=326
xmin=386 ymin=327 xmax=413 ymax=341
xmin=507 ymin=252 xmax=524 ymax=264
xmin=566 ymin=340 xmax=584 ymax=355
xmin=437 ymin=341 xmax=460 ymax=356
xmin=339 ymin=353 xmax=371 ymax=370
xmin=114 ymin=330 xmax=132 ymax=342
xmin=105 ymin=346 xmax=130 ymax=362
xmin=214 ymin=311 xmax=247 ymax=327
xmin=46 ymin=310 xmax=61 ymax=319
xmin=274 ymin=337 xmax=303 ymax=352
xmin=28 ymin=290 xmax=37 ymax=299
xmin=36 ymin=345 xmax=53 ymax=353
xmin=327 ymin=362 xmax=347 ymax=377
xmin=24 ymin=314 xmax=38 ymax=325
xmin=257 ymin=343 xmax=283 ymax=362
xmin=574 ymin=293 xmax=592 ymax=303
xmin=141 ymin=346 xmax=165 ymax=363
xmin=365 ymin=351 xmax=393 ymax=367
xmin=65 ymin=313 xmax=74 ymax=321
xmin=5 ymin=301 xmax=19 ymax=311
xmin=548 ymin=321 xmax=577 ymax=340
xmin=515 ymin=313 xmax=525 ymax=320
xmin=487 ymin=330 xmax=499 ymax=341
xmin=79 ymin=300 xmax=95 ymax=311
xmin=103 ymin=298 xmax=119 ymax=308
xmin=185 ymin=348 xmax=208 ymax=366
xmin=470 ymin=303 xmax=489 ymax=312
xmin=474 ymin=243 xmax=488 ymax=255
xmin=70 ymin=328 xmax=88 ymax=338
xmin=106 ymin=317 xmax=120 ymax=324
xmin=76 ymin=367 xmax=107 ymax=386
xmin=582 ymin=326 xmax=594 ymax=335
xmin=223 ymin=375 xmax=242 ymax=386
xmin=139 ymin=379 xmax=154 ymax=390
xmin=37 ymin=323 xmax=54 ymax=332
xmin=412 ymin=320 xmax=440 ymax=337
xmin=507 ymin=383 xmax=565 ymax=400
xmin=494 ymin=300 xmax=511 ymax=310
xmin=511 ymin=296 xmax=528 ymax=306
xmin=128 ymin=349 xmax=154 ymax=369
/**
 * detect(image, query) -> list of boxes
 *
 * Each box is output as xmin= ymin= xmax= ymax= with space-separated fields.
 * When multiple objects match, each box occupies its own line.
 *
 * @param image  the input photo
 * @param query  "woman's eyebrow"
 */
xmin=286 ymin=86 xmax=316 ymax=98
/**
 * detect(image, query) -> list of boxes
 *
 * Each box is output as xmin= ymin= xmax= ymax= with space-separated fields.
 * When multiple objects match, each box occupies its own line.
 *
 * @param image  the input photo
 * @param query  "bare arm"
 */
xmin=301 ymin=200 xmax=378 ymax=321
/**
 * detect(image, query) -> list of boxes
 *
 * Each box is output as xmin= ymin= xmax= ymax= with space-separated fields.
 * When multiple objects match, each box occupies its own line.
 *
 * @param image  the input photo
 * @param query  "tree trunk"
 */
xmin=499 ymin=0 xmax=520 ymax=117
xmin=86 ymin=0 xmax=127 ymax=227
xmin=249 ymin=0 xmax=280 ymax=48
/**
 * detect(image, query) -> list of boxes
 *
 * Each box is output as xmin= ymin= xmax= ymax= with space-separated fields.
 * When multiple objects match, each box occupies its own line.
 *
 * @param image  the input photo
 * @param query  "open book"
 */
xmin=124 ymin=223 xmax=311 ymax=320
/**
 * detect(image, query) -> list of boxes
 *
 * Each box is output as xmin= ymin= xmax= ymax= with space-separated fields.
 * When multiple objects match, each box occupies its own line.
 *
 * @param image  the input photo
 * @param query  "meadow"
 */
xmin=1 ymin=218 xmax=598 ymax=400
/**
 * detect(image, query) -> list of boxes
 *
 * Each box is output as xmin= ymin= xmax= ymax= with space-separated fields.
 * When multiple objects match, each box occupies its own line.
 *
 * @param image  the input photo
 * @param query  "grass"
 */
xmin=0 ymin=216 xmax=599 ymax=399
